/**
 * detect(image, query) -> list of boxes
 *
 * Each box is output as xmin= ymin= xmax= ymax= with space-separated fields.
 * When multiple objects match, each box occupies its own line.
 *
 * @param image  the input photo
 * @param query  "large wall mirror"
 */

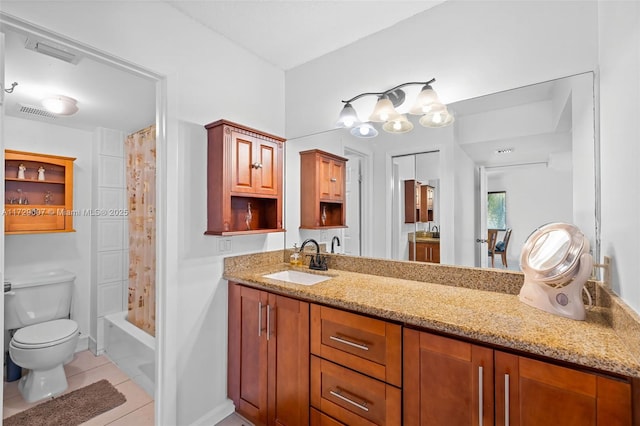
xmin=285 ymin=72 xmax=597 ymax=270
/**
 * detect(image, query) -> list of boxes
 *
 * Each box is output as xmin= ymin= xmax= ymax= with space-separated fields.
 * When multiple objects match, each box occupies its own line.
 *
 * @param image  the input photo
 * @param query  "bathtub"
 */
xmin=104 ymin=311 xmax=155 ymax=397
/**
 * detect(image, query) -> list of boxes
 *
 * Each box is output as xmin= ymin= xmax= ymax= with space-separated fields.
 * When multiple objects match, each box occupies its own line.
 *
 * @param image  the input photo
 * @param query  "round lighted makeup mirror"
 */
xmin=518 ymin=223 xmax=593 ymax=320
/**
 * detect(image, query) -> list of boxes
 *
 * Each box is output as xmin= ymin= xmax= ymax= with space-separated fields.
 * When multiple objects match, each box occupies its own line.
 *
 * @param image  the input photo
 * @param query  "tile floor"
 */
xmin=3 ymin=350 xmax=154 ymax=425
xmin=216 ymin=412 xmax=253 ymax=426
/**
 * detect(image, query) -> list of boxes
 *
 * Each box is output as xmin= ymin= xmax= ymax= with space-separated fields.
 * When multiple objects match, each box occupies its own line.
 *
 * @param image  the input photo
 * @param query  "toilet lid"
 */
xmin=12 ymin=319 xmax=79 ymax=349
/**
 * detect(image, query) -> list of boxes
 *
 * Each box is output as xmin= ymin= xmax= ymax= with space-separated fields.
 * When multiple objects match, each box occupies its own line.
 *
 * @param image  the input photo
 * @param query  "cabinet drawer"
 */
xmin=310 ymin=407 xmax=346 ymax=426
xmin=311 ymin=356 xmax=401 ymax=426
xmin=311 ymin=304 xmax=402 ymax=386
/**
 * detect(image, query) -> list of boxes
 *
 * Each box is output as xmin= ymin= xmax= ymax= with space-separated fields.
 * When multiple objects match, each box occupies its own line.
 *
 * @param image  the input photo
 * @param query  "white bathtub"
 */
xmin=104 ymin=311 xmax=155 ymax=397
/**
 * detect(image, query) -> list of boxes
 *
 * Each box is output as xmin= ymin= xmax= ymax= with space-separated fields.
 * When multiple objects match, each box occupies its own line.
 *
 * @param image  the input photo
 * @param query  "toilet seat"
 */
xmin=12 ymin=319 xmax=79 ymax=349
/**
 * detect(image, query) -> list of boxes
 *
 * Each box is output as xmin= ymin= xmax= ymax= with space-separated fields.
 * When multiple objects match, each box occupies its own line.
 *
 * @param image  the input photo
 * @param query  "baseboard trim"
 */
xmin=189 ymin=398 xmax=235 ymax=426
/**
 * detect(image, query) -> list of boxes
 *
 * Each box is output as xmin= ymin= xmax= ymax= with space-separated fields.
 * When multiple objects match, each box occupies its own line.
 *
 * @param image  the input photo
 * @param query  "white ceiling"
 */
xmin=167 ymin=1 xmax=446 ymax=70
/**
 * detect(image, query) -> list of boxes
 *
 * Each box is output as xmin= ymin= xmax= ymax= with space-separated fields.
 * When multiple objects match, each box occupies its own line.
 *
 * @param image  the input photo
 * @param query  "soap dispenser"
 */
xmin=290 ymin=243 xmax=302 ymax=266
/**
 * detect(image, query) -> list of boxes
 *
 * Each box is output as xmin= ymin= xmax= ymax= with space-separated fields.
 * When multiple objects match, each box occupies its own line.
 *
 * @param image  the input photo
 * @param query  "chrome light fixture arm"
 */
xmin=340 ymin=78 xmax=436 ymax=104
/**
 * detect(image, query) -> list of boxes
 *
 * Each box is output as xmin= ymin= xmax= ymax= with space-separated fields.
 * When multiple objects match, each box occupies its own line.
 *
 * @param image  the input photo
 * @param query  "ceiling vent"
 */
xmin=24 ymin=37 xmax=80 ymax=65
xmin=17 ymin=103 xmax=59 ymax=119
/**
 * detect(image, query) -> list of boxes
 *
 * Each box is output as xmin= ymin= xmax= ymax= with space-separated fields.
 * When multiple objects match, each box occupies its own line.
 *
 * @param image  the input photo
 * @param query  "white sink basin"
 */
xmin=262 ymin=270 xmax=331 ymax=286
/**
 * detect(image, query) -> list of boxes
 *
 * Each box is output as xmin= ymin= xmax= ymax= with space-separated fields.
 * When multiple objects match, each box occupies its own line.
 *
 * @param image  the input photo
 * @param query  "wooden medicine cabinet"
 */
xmin=205 ymin=120 xmax=285 ymax=235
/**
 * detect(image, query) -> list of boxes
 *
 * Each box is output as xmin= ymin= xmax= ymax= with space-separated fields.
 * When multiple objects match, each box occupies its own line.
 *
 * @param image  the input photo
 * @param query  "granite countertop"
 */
xmin=224 ymin=260 xmax=640 ymax=379
xmin=409 ymin=236 xmax=441 ymax=243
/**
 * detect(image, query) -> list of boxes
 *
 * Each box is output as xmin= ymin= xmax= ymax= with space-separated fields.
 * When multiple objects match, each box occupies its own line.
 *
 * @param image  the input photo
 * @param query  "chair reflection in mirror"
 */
xmin=489 ymin=228 xmax=512 ymax=268
xmin=487 ymin=229 xmax=499 ymax=267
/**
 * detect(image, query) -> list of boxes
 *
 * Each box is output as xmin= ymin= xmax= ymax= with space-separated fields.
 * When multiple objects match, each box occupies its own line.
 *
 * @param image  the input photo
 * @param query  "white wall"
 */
xmin=4 ymin=116 xmax=93 ymax=348
xmin=487 ymin=165 xmax=573 ymax=267
xmin=598 ymin=1 xmax=640 ymax=312
xmin=1 ymin=2 xmax=286 ymax=424
xmin=286 ymin=1 xmax=598 ymax=138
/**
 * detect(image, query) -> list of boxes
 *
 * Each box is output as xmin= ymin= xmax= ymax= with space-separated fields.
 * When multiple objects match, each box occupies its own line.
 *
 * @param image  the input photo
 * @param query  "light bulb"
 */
xmin=432 ymin=112 xmax=442 ymax=124
xmin=359 ymin=126 xmax=369 ymax=136
xmin=393 ymin=121 xmax=402 ymax=131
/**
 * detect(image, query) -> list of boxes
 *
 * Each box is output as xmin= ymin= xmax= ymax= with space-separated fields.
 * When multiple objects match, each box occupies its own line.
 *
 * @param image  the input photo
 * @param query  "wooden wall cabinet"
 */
xmin=205 ymin=120 xmax=285 ymax=235
xmin=404 ymin=329 xmax=632 ymax=426
xmin=409 ymin=241 xmax=440 ymax=264
xmin=405 ymin=180 xmax=434 ymax=223
xmin=228 ymin=282 xmax=309 ymax=426
xmin=4 ymin=150 xmax=75 ymax=234
xmin=300 ymin=149 xmax=348 ymax=229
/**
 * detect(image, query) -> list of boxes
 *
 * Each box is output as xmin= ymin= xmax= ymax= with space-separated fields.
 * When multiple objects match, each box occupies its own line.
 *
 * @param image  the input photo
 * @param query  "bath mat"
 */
xmin=4 ymin=379 xmax=126 ymax=426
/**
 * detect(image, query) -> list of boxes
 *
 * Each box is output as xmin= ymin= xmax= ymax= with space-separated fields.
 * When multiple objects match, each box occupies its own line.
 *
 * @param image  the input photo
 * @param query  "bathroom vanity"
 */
xmin=224 ymin=251 xmax=639 ymax=426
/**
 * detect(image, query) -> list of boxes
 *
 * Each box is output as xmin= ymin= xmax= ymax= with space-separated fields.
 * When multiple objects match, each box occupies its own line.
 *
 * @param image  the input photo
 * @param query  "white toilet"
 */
xmin=5 ymin=269 xmax=79 ymax=403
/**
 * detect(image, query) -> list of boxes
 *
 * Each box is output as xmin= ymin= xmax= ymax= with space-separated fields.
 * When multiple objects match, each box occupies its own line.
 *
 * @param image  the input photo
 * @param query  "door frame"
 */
xmin=0 ymin=13 xmax=176 ymax=424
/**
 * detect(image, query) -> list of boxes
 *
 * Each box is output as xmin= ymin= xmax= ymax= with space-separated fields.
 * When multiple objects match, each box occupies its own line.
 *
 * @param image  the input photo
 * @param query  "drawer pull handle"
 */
xmin=258 ymin=301 xmax=263 ymax=337
xmin=329 ymin=389 xmax=369 ymax=412
xmin=478 ymin=366 xmax=484 ymax=426
xmin=504 ymin=373 xmax=510 ymax=426
xmin=329 ymin=335 xmax=369 ymax=351
xmin=266 ymin=304 xmax=272 ymax=341
xmin=330 ymin=177 xmax=337 ymax=182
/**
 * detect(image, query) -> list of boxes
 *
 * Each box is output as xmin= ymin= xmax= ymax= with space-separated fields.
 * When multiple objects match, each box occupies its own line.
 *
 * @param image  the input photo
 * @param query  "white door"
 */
xmin=344 ymin=154 xmax=361 ymax=255
xmin=476 ymin=166 xmax=488 ymax=267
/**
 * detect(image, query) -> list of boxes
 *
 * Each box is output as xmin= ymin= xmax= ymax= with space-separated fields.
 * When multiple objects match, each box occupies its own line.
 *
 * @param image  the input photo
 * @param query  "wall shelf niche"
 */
xmin=4 ymin=149 xmax=76 ymax=234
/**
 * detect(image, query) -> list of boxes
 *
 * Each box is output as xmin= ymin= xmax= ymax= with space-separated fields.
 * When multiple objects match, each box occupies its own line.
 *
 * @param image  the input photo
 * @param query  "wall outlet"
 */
xmin=218 ymin=238 xmax=232 ymax=253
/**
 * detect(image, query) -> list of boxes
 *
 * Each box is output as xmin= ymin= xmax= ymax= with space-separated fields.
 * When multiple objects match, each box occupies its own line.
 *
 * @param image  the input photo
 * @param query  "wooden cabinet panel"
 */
xmin=311 ymin=304 xmax=402 ymax=387
xmin=5 ymin=150 xmax=75 ymax=234
xmin=495 ymin=351 xmax=632 ymax=426
xmin=268 ymin=293 xmax=310 ymax=426
xmin=205 ymin=120 xmax=284 ymax=235
xmin=404 ymin=329 xmax=494 ymax=426
xmin=409 ymin=241 xmax=440 ymax=264
xmin=310 ymin=408 xmax=346 ymax=426
xmin=228 ymin=284 xmax=268 ymax=424
xmin=300 ymin=149 xmax=348 ymax=229
xmin=311 ymin=356 xmax=401 ymax=426
xmin=228 ymin=283 xmax=309 ymax=426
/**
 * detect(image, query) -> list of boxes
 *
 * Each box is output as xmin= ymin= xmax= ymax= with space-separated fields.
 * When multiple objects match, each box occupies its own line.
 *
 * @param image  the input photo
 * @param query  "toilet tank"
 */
xmin=4 ymin=269 xmax=76 ymax=330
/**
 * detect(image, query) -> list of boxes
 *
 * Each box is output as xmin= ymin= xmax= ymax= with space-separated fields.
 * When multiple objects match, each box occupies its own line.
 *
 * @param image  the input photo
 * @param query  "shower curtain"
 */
xmin=126 ymin=125 xmax=156 ymax=336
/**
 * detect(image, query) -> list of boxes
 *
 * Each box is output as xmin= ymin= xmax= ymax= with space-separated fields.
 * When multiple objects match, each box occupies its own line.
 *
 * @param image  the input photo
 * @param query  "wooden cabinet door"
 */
xmin=268 ymin=293 xmax=310 ymax=426
xmin=319 ymin=156 xmax=345 ymax=201
xmin=404 ymin=328 xmax=494 ymax=426
xmin=329 ymin=159 xmax=344 ymax=200
xmin=230 ymin=131 xmax=280 ymax=196
xmin=428 ymin=242 xmax=440 ymax=263
xmin=228 ymin=284 xmax=269 ymax=425
xmin=254 ymin=139 xmax=280 ymax=196
xmin=495 ymin=352 xmax=632 ymax=426
xmin=229 ymin=283 xmax=310 ymax=426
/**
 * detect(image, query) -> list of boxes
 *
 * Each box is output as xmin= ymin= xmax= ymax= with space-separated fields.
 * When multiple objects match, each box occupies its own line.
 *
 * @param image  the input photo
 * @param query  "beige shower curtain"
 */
xmin=126 ymin=125 xmax=156 ymax=336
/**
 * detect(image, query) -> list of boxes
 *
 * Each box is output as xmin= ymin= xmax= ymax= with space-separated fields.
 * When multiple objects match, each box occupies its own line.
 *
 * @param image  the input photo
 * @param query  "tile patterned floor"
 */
xmin=216 ymin=412 xmax=254 ymax=426
xmin=3 ymin=350 xmax=154 ymax=425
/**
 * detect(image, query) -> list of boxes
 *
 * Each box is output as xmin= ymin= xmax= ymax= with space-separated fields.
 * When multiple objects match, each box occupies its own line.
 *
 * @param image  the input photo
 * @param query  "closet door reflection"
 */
xmin=392 ymin=151 xmax=440 ymax=263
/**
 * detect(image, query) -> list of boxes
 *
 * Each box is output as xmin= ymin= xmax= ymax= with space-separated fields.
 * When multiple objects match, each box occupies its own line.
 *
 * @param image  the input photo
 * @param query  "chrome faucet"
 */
xmin=299 ymin=238 xmax=328 ymax=271
xmin=331 ymin=236 xmax=341 ymax=253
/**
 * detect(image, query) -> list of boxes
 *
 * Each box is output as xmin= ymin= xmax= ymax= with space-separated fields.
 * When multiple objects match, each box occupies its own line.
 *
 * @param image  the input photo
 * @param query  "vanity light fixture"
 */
xmin=41 ymin=95 xmax=78 ymax=116
xmin=336 ymin=79 xmax=454 ymax=138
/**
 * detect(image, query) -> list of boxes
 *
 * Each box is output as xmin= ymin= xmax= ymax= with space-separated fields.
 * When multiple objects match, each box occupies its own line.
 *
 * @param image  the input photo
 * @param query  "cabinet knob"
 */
xmin=252 ymin=162 xmax=263 ymax=169
xmin=330 ymin=177 xmax=337 ymax=182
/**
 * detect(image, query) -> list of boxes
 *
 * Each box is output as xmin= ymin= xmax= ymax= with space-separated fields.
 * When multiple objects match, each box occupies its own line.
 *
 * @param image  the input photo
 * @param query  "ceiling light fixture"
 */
xmin=41 ymin=95 xmax=79 ymax=116
xmin=336 ymin=79 xmax=454 ymax=138
xmin=495 ymin=148 xmax=514 ymax=154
